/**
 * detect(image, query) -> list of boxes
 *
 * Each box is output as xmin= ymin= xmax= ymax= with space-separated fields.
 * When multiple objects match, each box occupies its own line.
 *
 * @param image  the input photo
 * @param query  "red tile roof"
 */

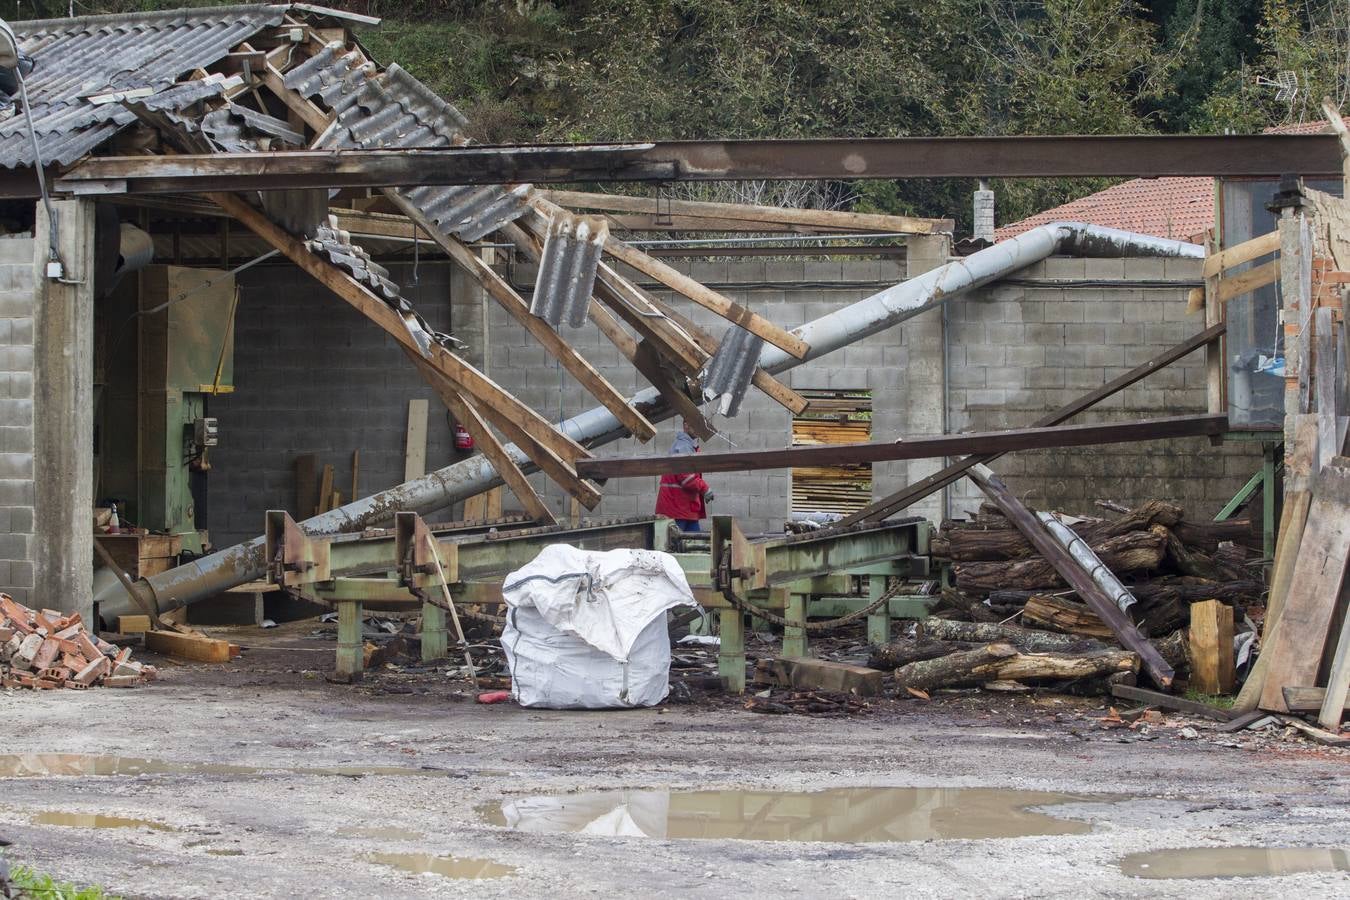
xmin=994 ymin=121 xmax=1331 ymax=242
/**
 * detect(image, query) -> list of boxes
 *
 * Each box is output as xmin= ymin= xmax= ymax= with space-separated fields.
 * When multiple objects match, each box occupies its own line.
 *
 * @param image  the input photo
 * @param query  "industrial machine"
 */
xmin=97 ymin=264 xmax=235 ymax=556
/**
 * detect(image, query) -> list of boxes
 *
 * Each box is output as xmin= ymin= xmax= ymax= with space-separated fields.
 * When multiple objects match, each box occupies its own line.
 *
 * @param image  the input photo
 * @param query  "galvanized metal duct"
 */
xmin=98 ymin=222 xmax=1202 ymax=621
xmin=529 ymin=211 xmax=608 ymax=327
xmin=1035 ymin=511 xmax=1138 ymax=615
xmin=700 ymin=325 xmax=764 ymax=417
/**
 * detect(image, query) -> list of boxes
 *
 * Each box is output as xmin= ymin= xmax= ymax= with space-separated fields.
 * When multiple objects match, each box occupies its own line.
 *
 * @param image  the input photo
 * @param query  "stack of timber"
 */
xmin=0 ymin=595 xmax=158 ymax=690
xmin=878 ymin=498 xmax=1270 ymax=696
xmin=790 ymin=390 xmax=873 ymax=515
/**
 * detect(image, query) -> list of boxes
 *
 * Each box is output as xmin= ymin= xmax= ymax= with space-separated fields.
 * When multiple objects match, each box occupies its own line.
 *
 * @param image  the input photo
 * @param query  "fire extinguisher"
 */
xmin=454 ymin=423 xmax=474 ymax=451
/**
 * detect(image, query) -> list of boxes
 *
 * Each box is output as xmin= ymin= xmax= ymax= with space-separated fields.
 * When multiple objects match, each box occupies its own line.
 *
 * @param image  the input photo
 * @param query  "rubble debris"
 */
xmin=0 ymin=595 xmax=156 ymax=690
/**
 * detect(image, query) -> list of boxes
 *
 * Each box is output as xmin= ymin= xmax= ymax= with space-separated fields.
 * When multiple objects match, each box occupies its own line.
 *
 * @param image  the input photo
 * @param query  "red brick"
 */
xmin=74 ymin=632 xmax=102 ymax=662
xmin=31 ymin=638 xmax=61 ymax=672
xmin=73 ymin=656 xmax=108 ymax=685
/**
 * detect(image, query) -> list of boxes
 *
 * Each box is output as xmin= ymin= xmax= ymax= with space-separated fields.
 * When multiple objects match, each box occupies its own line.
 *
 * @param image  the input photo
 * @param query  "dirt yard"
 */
xmin=1 ymin=623 xmax=1347 ymax=899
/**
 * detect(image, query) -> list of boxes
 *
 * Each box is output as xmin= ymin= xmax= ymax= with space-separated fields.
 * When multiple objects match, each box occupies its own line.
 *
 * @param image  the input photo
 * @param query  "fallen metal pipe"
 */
xmin=1035 ymin=511 xmax=1138 ymax=615
xmin=98 ymin=223 xmax=1202 ymax=622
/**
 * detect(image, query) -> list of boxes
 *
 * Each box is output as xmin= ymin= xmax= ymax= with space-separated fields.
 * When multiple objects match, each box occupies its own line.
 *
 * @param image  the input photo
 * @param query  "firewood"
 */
xmin=1021 ymin=594 xmax=1117 ymax=640
xmin=866 ymin=637 xmax=976 ymax=671
xmin=920 ymin=617 xmax=1100 ymax=653
xmin=953 ymin=528 xmax=1166 ymax=592
xmin=893 ymin=642 xmax=1139 ymax=691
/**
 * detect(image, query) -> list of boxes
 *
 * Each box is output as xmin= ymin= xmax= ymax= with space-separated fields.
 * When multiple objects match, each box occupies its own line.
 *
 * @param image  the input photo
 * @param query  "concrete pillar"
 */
xmin=973 ymin=180 xmax=995 ymax=243
xmin=900 ymin=234 xmax=952 ymax=525
xmin=32 ymin=199 xmax=95 ymax=623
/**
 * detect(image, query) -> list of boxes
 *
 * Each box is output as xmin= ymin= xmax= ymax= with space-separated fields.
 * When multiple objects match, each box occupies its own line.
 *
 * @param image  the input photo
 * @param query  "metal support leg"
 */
xmin=421 ymin=600 xmax=448 ymax=661
xmin=1262 ymin=441 xmax=1277 ymax=563
xmin=335 ymin=599 xmax=364 ymax=682
xmin=866 ymin=575 xmax=890 ymax=646
xmin=718 ymin=607 xmax=746 ymax=693
xmin=782 ymin=588 xmax=808 ymax=658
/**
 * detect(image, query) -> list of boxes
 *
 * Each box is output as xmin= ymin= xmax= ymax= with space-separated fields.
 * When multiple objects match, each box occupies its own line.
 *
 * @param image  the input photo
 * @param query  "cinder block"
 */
xmin=1163 ymin=258 xmax=1202 ymax=280
xmin=1042 ymin=258 xmax=1086 ymax=279
xmin=1106 ymin=324 xmax=1146 ymax=347
xmin=0 ymin=345 xmax=34 ymax=374
xmin=0 ymin=479 xmax=33 ymax=507
xmin=983 ymin=366 xmax=1025 ymax=388
xmin=1043 ymin=303 xmax=1085 ymax=323
xmin=1123 ymin=299 xmax=1168 ymax=323
xmin=1023 ymin=324 xmax=1064 ymax=346
xmin=1084 ymin=258 xmax=1127 ymax=279
xmin=1005 ymin=344 xmax=1046 ymax=367
xmin=1083 ymin=300 xmax=1125 ymax=323
xmin=0 ymin=237 xmax=35 ymax=265
xmin=965 ymin=344 xmax=1005 ymax=367
xmin=1064 ymin=324 xmax=1106 ymax=345
xmin=1026 ymin=367 xmax=1066 ymax=388
xmin=1084 ymin=345 xmax=1124 ymax=367
xmin=1124 ymin=257 xmax=1168 ymax=280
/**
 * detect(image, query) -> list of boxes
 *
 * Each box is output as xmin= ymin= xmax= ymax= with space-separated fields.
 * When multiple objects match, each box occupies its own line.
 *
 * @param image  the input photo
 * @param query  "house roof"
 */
xmin=3 ymin=5 xmax=311 ymax=168
xmin=995 ymin=121 xmax=1334 ymax=242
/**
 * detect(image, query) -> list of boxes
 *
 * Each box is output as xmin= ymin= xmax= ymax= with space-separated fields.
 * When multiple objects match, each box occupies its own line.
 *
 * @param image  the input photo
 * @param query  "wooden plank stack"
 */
xmin=0 ymin=594 xmax=157 ymax=690
xmin=791 ymin=389 xmax=873 ymax=515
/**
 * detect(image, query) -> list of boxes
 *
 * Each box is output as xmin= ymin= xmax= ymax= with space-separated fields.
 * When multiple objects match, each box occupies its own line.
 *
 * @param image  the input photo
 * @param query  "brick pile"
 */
xmin=0 ymin=594 xmax=156 ymax=690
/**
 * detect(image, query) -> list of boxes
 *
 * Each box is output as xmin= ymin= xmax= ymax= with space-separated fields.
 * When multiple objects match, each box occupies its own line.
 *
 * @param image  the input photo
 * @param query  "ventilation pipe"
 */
xmin=98 ymin=222 xmax=1203 ymax=622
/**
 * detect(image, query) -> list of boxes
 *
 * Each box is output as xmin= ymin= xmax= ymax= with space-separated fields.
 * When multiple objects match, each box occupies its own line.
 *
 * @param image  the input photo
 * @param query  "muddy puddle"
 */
xmin=366 ymin=852 xmax=517 ymax=880
xmin=482 ymin=787 xmax=1105 ymax=842
xmin=30 ymin=811 xmax=175 ymax=832
xmin=1121 ymin=847 xmax=1350 ymax=879
xmin=0 ymin=754 xmax=453 ymax=779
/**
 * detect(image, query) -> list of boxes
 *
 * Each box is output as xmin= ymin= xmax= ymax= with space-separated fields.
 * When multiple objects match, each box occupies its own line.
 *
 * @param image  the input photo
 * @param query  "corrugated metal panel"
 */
xmin=4 ymin=5 xmax=286 ymax=168
xmin=530 ymin=210 xmax=606 ymax=327
xmin=286 ymin=42 xmax=527 ymax=241
xmin=700 ymin=325 xmax=764 ymax=417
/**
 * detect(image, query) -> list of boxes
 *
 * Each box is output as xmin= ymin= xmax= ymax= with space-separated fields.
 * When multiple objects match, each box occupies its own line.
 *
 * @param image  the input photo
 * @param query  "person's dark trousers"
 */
xmin=676 ymin=519 xmax=701 ymax=533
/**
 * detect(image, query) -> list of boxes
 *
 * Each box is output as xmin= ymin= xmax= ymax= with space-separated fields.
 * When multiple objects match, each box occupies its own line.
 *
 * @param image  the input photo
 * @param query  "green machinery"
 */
xmin=98 ymin=265 xmax=234 ymax=555
xmin=261 ymin=511 xmax=933 ymax=689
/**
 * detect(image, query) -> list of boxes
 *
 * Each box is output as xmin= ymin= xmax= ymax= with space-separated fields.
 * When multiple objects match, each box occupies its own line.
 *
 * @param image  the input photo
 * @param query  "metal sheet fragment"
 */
xmin=531 ymin=211 xmax=607 ymax=328
xmin=700 ymin=325 xmax=765 ymax=417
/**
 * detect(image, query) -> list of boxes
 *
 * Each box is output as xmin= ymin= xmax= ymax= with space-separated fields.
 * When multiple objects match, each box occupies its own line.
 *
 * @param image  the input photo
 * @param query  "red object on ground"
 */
xmin=454 ymin=423 xmax=474 ymax=450
xmin=476 ymin=690 xmax=511 ymax=704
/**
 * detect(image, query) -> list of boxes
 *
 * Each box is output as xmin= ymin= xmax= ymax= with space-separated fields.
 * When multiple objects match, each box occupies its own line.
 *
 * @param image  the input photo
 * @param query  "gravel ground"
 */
xmin=0 ymin=623 xmax=1346 ymax=899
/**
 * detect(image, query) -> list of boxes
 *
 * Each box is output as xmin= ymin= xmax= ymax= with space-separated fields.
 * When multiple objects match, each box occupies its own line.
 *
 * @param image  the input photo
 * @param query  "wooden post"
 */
xmin=404 ymin=398 xmax=428 ymax=481
xmin=781 ymin=587 xmax=807 ymax=658
xmin=718 ymin=607 xmax=745 ymax=693
xmin=1189 ymin=599 xmax=1235 ymax=694
xmin=866 ymin=575 xmax=890 ymax=647
xmin=335 ymin=599 xmax=364 ymax=682
xmin=421 ymin=600 xmax=448 ymax=661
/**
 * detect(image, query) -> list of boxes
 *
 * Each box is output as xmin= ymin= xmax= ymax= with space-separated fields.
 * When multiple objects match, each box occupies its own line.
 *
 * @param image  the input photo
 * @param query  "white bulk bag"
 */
xmin=500 ymin=545 xmax=698 ymax=709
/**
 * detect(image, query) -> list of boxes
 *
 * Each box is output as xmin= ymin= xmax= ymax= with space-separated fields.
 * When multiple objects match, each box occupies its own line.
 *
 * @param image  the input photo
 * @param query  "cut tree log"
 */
xmin=866 ymin=637 xmax=977 ymax=671
xmin=920 ymin=617 xmax=1095 ymax=653
xmin=1021 ymin=594 xmax=1116 ymax=640
xmin=968 ymin=465 xmax=1174 ymax=689
xmin=893 ymin=642 xmax=1138 ymax=691
xmin=952 ymin=529 xmax=1166 ymax=592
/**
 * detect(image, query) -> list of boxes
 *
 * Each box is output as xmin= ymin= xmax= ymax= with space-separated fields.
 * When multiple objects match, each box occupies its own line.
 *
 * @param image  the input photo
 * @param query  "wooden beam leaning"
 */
xmin=576 ymin=414 xmax=1229 ymax=479
xmin=209 ymin=190 xmax=592 ymax=473
xmin=404 ymin=350 xmax=555 ymax=524
xmin=836 ymin=323 xmax=1227 ymax=527
xmin=543 ymin=189 xmax=950 ymax=235
xmin=632 ymin=341 xmax=716 ymax=440
xmin=1202 ymin=230 xmax=1280 ymax=278
xmin=382 ymin=190 xmax=657 ymax=442
xmin=598 ymin=232 xmax=810 ymax=359
xmin=1257 ymin=457 xmax=1350 ymax=712
xmin=1216 ymin=259 xmax=1280 ymax=303
xmin=969 ymin=465 xmax=1175 ymax=689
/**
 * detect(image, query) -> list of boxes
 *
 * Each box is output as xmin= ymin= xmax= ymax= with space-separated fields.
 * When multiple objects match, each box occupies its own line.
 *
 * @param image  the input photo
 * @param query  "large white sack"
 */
xmin=500 ymin=545 xmax=698 ymax=709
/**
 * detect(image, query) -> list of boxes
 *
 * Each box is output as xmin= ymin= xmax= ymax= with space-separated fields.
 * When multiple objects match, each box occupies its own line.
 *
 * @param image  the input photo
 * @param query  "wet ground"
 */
xmin=0 ymin=621 xmax=1347 ymax=899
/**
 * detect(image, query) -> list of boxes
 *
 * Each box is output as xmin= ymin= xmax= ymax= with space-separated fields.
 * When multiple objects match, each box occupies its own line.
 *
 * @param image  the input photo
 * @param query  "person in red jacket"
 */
xmin=654 ymin=419 xmax=713 ymax=532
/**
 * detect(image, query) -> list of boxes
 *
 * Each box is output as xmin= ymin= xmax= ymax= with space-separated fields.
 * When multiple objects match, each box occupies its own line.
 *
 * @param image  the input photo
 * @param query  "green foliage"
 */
xmin=8 ymin=864 xmax=120 ymax=900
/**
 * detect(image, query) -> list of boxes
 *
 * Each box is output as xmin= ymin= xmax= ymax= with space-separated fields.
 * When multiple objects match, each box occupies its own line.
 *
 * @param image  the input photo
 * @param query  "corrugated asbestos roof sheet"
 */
xmin=286 ymin=40 xmax=531 ymax=241
xmin=530 ymin=211 xmax=607 ymax=328
xmin=701 ymin=325 xmax=764 ymax=417
xmin=2 ymin=5 xmax=287 ymax=167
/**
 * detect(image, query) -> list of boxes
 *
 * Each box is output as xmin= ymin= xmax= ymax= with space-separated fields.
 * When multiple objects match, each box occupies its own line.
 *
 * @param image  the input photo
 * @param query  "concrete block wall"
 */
xmin=207 ymin=261 xmax=463 ymax=549
xmin=0 ymin=234 xmax=36 ymax=603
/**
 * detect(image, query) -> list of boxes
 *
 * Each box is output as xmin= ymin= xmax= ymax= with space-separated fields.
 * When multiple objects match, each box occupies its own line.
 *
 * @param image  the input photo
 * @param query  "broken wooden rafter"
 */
xmin=576 ymin=414 xmax=1229 ymax=479
xmin=382 ymin=189 xmax=657 ymax=443
xmin=632 ymin=340 xmax=716 ymax=440
xmin=210 ymin=191 xmax=595 ymax=498
xmin=837 ymin=323 xmax=1228 ymax=526
xmin=543 ymin=189 xmax=952 ymax=235
xmin=969 ymin=466 xmax=1175 ymax=689
xmin=405 ymin=351 xmax=554 ymax=524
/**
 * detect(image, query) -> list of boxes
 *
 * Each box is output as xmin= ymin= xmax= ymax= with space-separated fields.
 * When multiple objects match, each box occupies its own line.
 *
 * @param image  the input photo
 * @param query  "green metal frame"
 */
xmin=265 ymin=510 xmax=934 ymax=686
xmin=1213 ymin=440 xmax=1282 ymax=561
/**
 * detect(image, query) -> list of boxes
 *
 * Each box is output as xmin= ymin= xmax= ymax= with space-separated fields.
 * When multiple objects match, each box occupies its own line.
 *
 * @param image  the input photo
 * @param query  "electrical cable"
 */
xmin=9 ymin=46 xmax=58 ymax=266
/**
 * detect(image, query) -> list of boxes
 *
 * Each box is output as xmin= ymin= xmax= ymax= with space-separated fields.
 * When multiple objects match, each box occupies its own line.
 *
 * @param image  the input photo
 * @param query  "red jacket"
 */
xmin=655 ymin=469 xmax=708 ymax=520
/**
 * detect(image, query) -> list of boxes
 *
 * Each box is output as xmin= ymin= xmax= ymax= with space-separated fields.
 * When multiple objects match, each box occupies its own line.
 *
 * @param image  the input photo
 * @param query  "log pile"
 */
xmin=871 ymin=499 xmax=1267 ymax=695
xmin=0 ymin=595 xmax=157 ymax=690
